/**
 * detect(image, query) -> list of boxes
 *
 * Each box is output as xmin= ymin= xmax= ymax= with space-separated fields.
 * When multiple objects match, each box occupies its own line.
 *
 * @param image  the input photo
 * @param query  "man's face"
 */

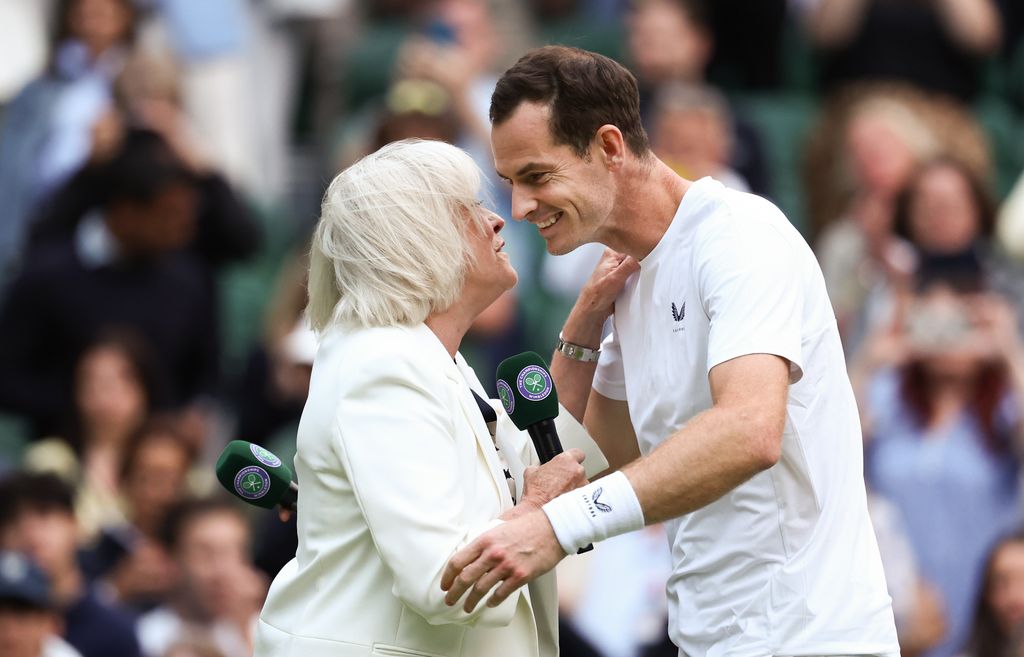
xmin=492 ymin=102 xmax=615 ymax=255
xmin=0 ymin=511 xmax=77 ymax=578
xmin=177 ymin=511 xmax=251 ymax=619
xmin=0 ymin=605 xmax=57 ymax=657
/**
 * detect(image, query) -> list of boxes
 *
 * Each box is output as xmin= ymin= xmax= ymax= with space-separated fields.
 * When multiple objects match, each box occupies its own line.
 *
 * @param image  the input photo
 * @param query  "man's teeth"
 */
xmin=537 ymin=213 xmax=560 ymax=229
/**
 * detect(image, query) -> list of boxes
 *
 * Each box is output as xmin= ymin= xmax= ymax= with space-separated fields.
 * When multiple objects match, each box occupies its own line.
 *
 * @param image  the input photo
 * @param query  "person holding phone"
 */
xmin=850 ymin=256 xmax=1024 ymax=657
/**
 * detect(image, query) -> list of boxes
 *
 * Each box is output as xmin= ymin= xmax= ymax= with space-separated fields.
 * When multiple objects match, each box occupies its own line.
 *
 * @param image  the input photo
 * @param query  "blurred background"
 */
xmin=2 ymin=1 xmax=1024 ymax=656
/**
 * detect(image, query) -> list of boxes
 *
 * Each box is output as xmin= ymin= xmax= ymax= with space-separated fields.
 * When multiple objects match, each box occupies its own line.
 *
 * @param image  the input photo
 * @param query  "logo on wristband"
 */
xmin=592 ymin=487 xmax=612 ymax=512
xmin=517 ymin=366 xmax=552 ymax=402
xmin=496 ymin=379 xmax=515 ymax=414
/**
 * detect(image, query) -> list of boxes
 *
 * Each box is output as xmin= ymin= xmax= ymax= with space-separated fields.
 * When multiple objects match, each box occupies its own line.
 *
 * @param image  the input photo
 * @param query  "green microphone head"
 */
xmin=215 ymin=441 xmax=294 ymax=510
xmin=495 ymin=351 xmax=559 ymax=430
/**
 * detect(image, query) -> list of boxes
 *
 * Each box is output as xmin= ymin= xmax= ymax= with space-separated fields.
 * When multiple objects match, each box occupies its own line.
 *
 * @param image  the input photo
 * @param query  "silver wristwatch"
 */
xmin=555 ymin=333 xmax=601 ymax=362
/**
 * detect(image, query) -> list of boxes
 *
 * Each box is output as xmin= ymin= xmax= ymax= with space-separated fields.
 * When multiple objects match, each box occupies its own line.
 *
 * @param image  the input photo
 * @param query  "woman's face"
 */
xmin=75 ymin=346 xmax=147 ymax=440
xmin=989 ymin=541 xmax=1024 ymax=635
xmin=908 ymin=164 xmax=980 ymax=254
xmin=846 ymin=114 xmax=917 ymax=198
xmin=461 ymin=206 xmax=518 ymax=308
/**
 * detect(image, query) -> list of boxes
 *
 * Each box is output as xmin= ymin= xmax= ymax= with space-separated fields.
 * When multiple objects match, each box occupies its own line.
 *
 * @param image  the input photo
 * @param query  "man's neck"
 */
xmin=600 ymin=157 xmax=691 ymax=261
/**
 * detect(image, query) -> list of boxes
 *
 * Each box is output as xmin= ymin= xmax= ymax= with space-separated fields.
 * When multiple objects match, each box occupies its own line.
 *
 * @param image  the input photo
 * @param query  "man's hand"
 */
xmin=565 ymin=249 xmax=639 ymax=343
xmin=441 ymin=510 xmax=566 ymax=612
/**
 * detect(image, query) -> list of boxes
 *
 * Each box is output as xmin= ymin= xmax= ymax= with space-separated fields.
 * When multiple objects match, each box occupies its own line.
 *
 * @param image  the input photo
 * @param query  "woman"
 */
xmin=0 ymin=0 xmax=136 ymax=280
xmin=965 ymin=529 xmax=1024 ymax=657
xmin=850 ymin=261 xmax=1024 ymax=657
xmin=254 ymin=139 xmax=606 ymax=657
xmin=24 ymin=329 xmax=161 ymax=541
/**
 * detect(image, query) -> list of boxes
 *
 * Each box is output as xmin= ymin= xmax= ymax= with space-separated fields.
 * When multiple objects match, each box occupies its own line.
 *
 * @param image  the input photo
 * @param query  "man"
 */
xmin=138 ymin=498 xmax=265 ymax=657
xmin=0 ymin=130 xmax=218 ymax=438
xmin=0 ymin=473 xmax=141 ymax=657
xmin=0 ymin=550 xmax=82 ymax=657
xmin=442 ymin=46 xmax=899 ymax=657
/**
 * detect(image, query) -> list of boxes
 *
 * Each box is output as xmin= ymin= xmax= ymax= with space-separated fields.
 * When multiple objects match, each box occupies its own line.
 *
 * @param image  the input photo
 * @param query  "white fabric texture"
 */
xmin=593 ymin=178 xmax=899 ymax=657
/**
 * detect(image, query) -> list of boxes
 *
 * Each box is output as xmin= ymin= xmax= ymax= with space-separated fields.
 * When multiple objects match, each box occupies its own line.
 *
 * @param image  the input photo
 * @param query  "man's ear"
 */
xmin=595 ymin=125 xmax=626 ymax=171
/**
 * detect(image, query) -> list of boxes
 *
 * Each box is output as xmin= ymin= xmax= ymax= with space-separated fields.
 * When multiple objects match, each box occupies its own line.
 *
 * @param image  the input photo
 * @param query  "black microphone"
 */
xmin=495 ymin=352 xmax=592 ymax=553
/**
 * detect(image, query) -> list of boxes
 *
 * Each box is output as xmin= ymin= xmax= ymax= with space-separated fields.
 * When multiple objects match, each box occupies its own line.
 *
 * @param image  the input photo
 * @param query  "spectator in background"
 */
xmin=0 ymin=0 xmax=136 ymax=284
xmin=849 ymin=260 xmax=1024 ymax=657
xmin=0 ymin=129 xmax=218 ymax=438
xmin=649 ymin=83 xmax=749 ymax=192
xmin=814 ymin=94 xmax=938 ymax=349
xmin=0 ymin=550 xmax=82 ymax=657
xmin=29 ymin=50 xmax=263 ymax=288
xmin=965 ymin=528 xmax=1024 ymax=657
xmin=138 ymin=498 xmax=266 ymax=657
xmin=23 ymin=330 xmax=161 ymax=542
xmin=86 ymin=419 xmax=196 ymax=611
xmin=626 ymin=0 xmax=767 ymax=195
xmin=0 ymin=472 xmax=141 ymax=657
xmin=894 ymin=157 xmax=1024 ymax=323
xmin=799 ymin=0 xmax=1003 ymax=103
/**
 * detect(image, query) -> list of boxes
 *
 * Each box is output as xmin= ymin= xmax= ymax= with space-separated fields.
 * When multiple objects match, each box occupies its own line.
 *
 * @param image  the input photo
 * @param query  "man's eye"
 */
xmin=530 ymin=172 xmax=550 ymax=184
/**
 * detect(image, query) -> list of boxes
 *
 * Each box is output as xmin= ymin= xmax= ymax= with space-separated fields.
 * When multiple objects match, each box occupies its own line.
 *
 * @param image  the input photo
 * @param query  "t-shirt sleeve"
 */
xmin=697 ymin=216 xmax=805 ymax=383
xmin=593 ymin=322 xmax=628 ymax=400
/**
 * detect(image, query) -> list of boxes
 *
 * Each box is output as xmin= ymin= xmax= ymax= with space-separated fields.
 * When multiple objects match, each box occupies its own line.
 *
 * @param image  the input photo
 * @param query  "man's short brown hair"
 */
xmin=490 ymin=46 xmax=650 ymax=159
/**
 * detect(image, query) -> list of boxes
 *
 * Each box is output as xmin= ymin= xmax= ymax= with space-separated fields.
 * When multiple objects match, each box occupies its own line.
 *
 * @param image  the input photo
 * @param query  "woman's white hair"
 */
xmin=307 ymin=139 xmax=490 ymax=331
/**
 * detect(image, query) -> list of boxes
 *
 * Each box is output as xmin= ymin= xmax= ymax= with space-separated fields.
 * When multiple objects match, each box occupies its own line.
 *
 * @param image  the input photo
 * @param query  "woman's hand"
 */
xmin=505 ymin=449 xmax=587 ymax=520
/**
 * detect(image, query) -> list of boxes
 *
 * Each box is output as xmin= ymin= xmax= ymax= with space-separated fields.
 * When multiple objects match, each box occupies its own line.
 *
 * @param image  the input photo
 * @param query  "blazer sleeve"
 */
xmin=332 ymin=349 xmax=523 ymax=628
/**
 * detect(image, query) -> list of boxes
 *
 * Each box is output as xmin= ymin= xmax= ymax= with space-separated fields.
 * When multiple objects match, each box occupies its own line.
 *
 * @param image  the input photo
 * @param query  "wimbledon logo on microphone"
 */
xmin=516 ymin=365 xmax=553 ymax=402
xmin=497 ymin=379 xmax=515 ymax=414
xmin=234 ymin=466 xmax=271 ymax=500
xmin=250 ymin=443 xmax=282 ymax=468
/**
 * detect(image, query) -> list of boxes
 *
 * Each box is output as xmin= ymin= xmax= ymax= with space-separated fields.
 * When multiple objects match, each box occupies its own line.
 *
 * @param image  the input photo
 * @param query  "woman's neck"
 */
xmin=424 ymin=304 xmax=478 ymax=359
xmin=421 ymin=292 xmax=489 ymax=358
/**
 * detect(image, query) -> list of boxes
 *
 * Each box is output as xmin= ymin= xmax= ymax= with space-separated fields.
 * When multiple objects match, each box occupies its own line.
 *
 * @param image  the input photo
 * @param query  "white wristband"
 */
xmin=541 ymin=471 xmax=645 ymax=555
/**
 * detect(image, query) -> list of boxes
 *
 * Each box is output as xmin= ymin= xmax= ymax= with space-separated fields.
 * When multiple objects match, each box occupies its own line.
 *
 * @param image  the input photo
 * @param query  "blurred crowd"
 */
xmin=2 ymin=1 xmax=1024 ymax=657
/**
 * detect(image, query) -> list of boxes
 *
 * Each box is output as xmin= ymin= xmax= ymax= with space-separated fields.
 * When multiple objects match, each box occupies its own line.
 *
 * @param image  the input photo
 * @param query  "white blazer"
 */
xmin=254 ymin=323 xmax=607 ymax=657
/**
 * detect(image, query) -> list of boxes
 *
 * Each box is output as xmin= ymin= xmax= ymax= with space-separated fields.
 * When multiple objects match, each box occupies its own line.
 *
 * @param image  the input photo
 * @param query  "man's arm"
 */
xmin=550 ymin=249 xmax=640 ymax=470
xmin=622 ymin=353 xmax=788 ymax=523
xmin=583 ymin=391 xmax=640 ymax=473
xmin=441 ymin=352 xmax=789 ymax=611
xmin=549 ymin=249 xmax=638 ymax=421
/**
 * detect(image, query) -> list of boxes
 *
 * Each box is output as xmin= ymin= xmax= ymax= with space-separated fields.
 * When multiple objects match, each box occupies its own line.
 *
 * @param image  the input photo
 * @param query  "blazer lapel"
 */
xmin=410 ymin=325 xmax=512 ymax=511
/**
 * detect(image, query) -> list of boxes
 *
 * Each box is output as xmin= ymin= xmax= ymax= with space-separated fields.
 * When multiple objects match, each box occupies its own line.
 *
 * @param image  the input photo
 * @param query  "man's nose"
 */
xmin=511 ymin=186 xmax=538 ymax=221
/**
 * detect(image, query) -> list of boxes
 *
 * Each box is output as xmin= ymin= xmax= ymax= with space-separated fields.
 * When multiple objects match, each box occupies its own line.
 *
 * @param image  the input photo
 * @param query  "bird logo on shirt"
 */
xmin=671 ymin=301 xmax=686 ymax=322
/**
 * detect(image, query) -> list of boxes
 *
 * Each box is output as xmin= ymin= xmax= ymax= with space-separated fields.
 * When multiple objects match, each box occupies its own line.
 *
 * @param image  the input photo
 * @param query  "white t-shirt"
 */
xmin=593 ymin=178 xmax=899 ymax=657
